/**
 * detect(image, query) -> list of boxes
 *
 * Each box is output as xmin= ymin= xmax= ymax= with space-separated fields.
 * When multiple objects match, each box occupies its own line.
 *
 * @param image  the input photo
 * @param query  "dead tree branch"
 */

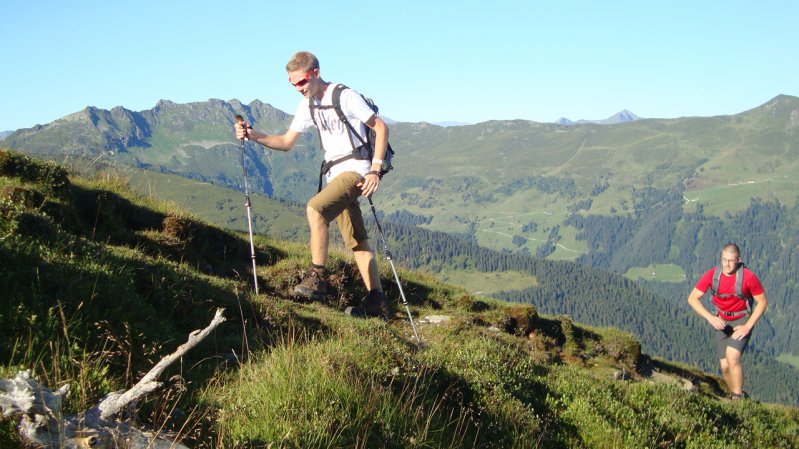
xmin=96 ymin=307 xmax=226 ymax=420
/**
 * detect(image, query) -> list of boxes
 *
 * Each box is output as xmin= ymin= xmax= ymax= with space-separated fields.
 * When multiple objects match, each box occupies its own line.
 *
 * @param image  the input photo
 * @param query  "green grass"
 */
xmin=777 ymin=353 xmax=799 ymax=370
xmin=436 ymin=269 xmax=538 ymax=294
xmin=624 ymin=264 xmax=687 ymax=283
xmin=119 ymin=167 xmax=308 ymax=241
xmin=208 ymin=316 xmax=477 ymax=448
xmin=689 ymin=172 xmax=799 ymax=216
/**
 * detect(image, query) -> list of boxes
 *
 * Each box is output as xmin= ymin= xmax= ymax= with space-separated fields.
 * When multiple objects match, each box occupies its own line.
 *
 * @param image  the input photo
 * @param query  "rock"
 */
xmin=421 ymin=315 xmax=451 ymax=324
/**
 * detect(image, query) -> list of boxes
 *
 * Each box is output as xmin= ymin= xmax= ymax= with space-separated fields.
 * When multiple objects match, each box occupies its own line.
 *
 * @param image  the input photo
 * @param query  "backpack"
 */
xmin=310 ymin=84 xmax=394 ymax=192
xmin=710 ymin=262 xmax=754 ymax=314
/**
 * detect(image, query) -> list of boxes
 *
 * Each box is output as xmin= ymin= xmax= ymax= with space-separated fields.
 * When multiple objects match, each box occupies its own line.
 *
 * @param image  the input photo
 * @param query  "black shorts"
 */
xmin=715 ymin=315 xmax=750 ymax=359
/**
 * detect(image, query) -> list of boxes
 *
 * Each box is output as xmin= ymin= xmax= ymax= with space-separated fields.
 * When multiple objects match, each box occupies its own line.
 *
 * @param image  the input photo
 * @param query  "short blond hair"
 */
xmin=286 ymin=51 xmax=319 ymax=73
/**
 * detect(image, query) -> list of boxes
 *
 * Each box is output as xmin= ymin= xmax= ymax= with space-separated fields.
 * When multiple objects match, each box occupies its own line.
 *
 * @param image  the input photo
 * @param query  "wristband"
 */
xmin=367 ymin=170 xmax=381 ymax=178
xmin=372 ymin=158 xmax=383 ymax=166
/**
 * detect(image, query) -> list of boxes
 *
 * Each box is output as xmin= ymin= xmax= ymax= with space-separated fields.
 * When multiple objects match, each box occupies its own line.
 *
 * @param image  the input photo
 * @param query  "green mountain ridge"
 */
xmin=2 ymin=151 xmax=798 ymax=448
xmin=5 ymin=95 xmax=797 ymax=207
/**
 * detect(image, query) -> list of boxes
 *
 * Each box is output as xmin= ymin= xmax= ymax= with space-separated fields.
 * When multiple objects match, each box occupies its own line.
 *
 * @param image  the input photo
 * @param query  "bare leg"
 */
xmin=353 ymin=240 xmax=381 ymax=292
xmin=307 ymin=206 xmax=329 ymax=266
xmin=719 ymin=358 xmax=732 ymax=391
xmin=724 ymin=347 xmax=745 ymax=395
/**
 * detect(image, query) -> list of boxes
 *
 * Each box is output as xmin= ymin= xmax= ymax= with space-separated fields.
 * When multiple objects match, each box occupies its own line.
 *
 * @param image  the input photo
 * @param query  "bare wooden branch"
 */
xmin=97 ymin=308 xmax=227 ymax=420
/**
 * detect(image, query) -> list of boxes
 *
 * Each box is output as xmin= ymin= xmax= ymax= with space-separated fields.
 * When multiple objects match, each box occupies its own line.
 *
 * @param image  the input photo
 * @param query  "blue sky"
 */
xmin=1 ymin=1 xmax=797 ymax=131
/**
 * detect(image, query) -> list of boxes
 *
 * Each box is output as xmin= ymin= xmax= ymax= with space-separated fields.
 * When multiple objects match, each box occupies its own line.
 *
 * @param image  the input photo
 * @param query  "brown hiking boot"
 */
xmin=293 ymin=269 xmax=327 ymax=301
xmin=359 ymin=290 xmax=390 ymax=319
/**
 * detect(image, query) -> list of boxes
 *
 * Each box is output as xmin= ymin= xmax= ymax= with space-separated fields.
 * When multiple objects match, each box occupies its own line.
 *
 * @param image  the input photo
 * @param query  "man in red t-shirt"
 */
xmin=687 ymin=243 xmax=768 ymax=399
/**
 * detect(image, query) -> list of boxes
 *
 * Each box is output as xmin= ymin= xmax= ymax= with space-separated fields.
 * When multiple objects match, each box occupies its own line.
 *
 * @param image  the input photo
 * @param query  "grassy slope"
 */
xmin=2 ymin=150 xmax=799 ymax=448
xmin=119 ymin=167 xmax=309 ymax=242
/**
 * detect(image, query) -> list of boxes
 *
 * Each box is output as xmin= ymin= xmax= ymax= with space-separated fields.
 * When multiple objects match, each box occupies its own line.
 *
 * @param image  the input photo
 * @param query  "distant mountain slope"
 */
xmin=556 ymin=109 xmax=640 ymax=125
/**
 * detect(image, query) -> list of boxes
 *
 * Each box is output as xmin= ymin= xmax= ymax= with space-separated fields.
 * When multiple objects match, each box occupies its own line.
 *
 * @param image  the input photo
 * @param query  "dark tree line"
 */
xmin=380 ymin=209 xmax=433 ymax=227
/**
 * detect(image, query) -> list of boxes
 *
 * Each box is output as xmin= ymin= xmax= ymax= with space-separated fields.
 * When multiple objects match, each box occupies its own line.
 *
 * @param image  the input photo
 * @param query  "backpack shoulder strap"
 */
xmin=711 ymin=265 xmax=722 ymax=296
xmin=308 ymin=84 xmax=348 ymax=133
xmin=331 ymin=84 xmax=367 ymax=149
xmin=736 ymin=263 xmax=756 ymax=313
xmin=735 ymin=263 xmax=745 ymax=298
xmin=330 ymin=84 xmax=347 ymax=112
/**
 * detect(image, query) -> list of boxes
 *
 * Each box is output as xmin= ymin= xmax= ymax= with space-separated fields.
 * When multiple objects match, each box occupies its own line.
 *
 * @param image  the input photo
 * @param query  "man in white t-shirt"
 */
xmin=234 ymin=51 xmax=390 ymax=318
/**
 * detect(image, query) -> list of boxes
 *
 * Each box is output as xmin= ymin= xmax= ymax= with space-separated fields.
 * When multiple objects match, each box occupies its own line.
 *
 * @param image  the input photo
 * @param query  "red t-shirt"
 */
xmin=695 ymin=267 xmax=764 ymax=320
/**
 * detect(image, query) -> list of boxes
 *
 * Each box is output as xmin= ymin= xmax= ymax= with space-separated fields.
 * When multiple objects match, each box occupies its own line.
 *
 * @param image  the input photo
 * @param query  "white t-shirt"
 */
xmin=289 ymin=84 xmax=375 ymax=183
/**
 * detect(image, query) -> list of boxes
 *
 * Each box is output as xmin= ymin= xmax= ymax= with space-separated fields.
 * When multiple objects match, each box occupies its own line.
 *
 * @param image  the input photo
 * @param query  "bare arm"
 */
xmin=358 ymin=114 xmax=389 ymax=198
xmin=248 ymin=128 xmax=301 ymax=152
xmin=687 ymin=287 xmax=726 ymax=330
xmin=366 ymin=114 xmax=389 ymax=164
xmin=235 ymin=120 xmax=301 ymax=152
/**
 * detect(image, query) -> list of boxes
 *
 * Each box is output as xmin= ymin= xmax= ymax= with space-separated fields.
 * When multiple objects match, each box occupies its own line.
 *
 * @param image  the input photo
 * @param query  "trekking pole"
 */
xmin=367 ymin=197 xmax=420 ymax=343
xmin=235 ymin=115 xmax=259 ymax=295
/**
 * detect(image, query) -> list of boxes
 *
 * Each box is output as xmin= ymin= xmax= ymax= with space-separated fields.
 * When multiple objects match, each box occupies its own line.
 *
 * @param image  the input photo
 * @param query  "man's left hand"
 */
xmin=359 ymin=173 xmax=380 ymax=198
xmin=732 ymin=324 xmax=753 ymax=340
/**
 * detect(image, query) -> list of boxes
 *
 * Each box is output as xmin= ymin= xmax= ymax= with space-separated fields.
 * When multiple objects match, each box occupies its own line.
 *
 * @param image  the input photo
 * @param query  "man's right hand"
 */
xmin=706 ymin=315 xmax=726 ymax=331
xmin=234 ymin=116 xmax=252 ymax=141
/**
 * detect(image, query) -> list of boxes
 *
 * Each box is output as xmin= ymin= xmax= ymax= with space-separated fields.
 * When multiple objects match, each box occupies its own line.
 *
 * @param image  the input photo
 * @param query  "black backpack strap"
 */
xmin=317 ymin=153 xmax=361 ymax=192
xmin=331 ymin=84 xmax=368 ymax=150
xmin=309 ymin=96 xmax=328 ymax=168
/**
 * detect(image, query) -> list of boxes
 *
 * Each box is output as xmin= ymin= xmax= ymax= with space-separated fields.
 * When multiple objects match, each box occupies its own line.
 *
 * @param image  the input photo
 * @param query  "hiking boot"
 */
xmin=293 ymin=269 xmax=327 ymax=302
xmin=364 ymin=290 xmax=390 ymax=318
xmin=729 ymin=391 xmax=749 ymax=401
xmin=346 ymin=290 xmax=390 ymax=319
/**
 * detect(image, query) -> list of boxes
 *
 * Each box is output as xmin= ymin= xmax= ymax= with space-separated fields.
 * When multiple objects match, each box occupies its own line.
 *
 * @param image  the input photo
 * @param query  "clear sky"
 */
xmin=1 ymin=0 xmax=797 ymax=131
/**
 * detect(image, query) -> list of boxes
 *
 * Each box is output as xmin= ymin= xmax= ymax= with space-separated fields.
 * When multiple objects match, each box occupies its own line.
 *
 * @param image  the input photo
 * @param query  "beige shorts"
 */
xmin=307 ymin=171 xmax=367 ymax=249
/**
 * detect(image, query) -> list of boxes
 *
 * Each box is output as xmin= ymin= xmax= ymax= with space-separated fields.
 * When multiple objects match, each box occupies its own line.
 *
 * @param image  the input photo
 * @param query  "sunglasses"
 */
xmin=289 ymin=69 xmax=316 ymax=87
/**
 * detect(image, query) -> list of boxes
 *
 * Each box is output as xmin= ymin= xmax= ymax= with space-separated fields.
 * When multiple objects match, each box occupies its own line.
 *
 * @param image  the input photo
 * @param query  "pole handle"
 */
xmin=234 ymin=114 xmax=250 ymax=141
